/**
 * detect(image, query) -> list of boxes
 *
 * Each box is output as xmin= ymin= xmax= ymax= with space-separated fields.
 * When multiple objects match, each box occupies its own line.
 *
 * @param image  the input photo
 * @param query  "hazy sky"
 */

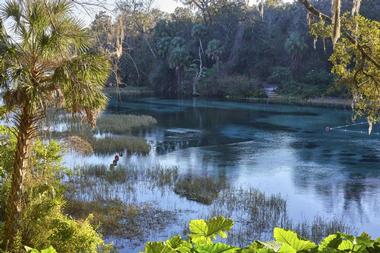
xmin=154 ymin=0 xmax=181 ymax=13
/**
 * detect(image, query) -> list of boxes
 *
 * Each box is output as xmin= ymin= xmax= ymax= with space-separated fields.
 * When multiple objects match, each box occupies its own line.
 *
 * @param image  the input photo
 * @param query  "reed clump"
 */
xmin=96 ymin=114 xmax=157 ymax=134
xmin=91 ymin=135 xmax=151 ymax=155
xmin=174 ymin=176 xmax=228 ymax=205
xmin=64 ymin=199 xmax=174 ymax=239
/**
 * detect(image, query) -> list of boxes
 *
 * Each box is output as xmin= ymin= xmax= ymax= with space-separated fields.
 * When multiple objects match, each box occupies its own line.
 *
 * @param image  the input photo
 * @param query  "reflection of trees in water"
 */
xmin=291 ymin=137 xmax=380 ymax=223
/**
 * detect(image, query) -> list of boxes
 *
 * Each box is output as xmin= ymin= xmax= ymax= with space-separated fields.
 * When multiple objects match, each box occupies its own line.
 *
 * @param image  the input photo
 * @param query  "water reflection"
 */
xmin=66 ymin=97 xmax=380 ymax=239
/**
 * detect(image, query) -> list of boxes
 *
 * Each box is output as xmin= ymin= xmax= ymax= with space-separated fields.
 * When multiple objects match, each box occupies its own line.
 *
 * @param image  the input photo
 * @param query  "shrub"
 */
xmin=0 ymin=129 xmax=109 ymax=253
xmin=267 ymin=66 xmax=293 ymax=84
xmin=199 ymin=75 xmax=266 ymax=98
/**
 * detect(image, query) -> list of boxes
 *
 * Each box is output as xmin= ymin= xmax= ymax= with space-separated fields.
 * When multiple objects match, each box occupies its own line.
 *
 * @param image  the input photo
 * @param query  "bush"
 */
xmin=149 ymin=61 xmax=177 ymax=97
xmin=199 ymin=75 xmax=267 ymax=98
xmin=267 ymin=66 xmax=293 ymax=85
xmin=0 ymin=130 xmax=109 ymax=253
xmin=141 ymin=216 xmax=380 ymax=253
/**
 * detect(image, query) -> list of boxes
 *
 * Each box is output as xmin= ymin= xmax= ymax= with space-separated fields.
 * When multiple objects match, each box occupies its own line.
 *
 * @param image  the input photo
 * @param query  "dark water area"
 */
xmin=64 ymin=97 xmax=380 ymax=251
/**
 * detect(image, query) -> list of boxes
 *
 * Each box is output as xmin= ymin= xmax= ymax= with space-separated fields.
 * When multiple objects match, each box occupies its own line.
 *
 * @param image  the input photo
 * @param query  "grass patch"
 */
xmin=64 ymin=199 xmax=174 ymax=239
xmin=174 ymin=176 xmax=228 ymax=205
xmin=73 ymin=164 xmax=178 ymax=187
xmin=291 ymin=216 xmax=354 ymax=243
xmin=91 ymin=136 xmax=150 ymax=155
xmin=96 ymin=114 xmax=157 ymax=134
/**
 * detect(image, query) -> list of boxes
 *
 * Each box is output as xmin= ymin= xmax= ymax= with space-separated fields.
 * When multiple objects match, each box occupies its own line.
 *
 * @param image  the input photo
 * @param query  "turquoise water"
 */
xmin=65 ymin=97 xmax=380 ymax=250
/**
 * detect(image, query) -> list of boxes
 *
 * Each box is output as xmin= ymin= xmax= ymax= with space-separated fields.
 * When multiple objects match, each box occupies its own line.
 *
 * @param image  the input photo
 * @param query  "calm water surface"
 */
xmin=65 ymin=97 xmax=380 ymax=249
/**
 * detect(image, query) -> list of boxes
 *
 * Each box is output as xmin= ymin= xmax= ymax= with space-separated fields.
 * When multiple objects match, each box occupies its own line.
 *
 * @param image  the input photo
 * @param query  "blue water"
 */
xmin=65 ymin=97 xmax=380 ymax=249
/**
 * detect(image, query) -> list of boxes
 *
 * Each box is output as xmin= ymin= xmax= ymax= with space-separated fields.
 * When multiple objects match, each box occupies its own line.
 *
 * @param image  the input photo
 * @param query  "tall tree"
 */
xmin=284 ymin=31 xmax=308 ymax=74
xmin=299 ymin=0 xmax=380 ymax=132
xmin=191 ymin=24 xmax=207 ymax=95
xmin=0 ymin=0 xmax=110 ymax=250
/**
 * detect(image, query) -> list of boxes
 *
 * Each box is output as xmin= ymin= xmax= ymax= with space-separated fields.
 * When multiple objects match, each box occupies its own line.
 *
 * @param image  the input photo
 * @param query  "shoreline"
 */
xmin=232 ymin=96 xmax=352 ymax=109
xmin=104 ymin=87 xmax=352 ymax=109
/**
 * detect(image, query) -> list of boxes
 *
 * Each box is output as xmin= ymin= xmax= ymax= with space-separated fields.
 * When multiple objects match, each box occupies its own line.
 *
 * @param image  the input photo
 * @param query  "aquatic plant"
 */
xmin=141 ymin=216 xmax=380 ymax=253
xmin=64 ymin=199 xmax=175 ymax=239
xmin=174 ymin=176 xmax=228 ymax=204
xmin=96 ymin=114 xmax=157 ymax=134
xmin=92 ymin=135 xmax=151 ymax=155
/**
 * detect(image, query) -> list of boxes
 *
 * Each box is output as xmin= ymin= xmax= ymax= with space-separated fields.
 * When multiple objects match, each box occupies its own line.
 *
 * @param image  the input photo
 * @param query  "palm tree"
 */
xmin=206 ymin=39 xmax=223 ymax=73
xmin=0 ymin=0 xmax=110 ymax=250
xmin=168 ymin=43 xmax=190 ymax=94
xmin=284 ymin=32 xmax=308 ymax=74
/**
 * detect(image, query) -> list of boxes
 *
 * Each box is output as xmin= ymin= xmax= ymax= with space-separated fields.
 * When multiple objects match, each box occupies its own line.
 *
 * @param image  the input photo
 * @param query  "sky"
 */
xmin=154 ymin=0 xmax=181 ymax=13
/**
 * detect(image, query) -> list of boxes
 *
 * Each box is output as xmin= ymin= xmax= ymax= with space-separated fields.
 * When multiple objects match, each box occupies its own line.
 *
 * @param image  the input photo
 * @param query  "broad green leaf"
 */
xmin=337 ymin=240 xmax=353 ymax=251
xmin=257 ymin=241 xmax=281 ymax=252
xmin=143 ymin=242 xmax=176 ymax=253
xmin=190 ymin=219 xmax=209 ymax=243
xmin=189 ymin=216 xmax=233 ymax=244
xmin=273 ymin=228 xmax=317 ymax=252
xmin=165 ymin=236 xmax=192 ymax=253
xmin=356 ymin=233 xmax=374 ymax=248
xmin=242 ymin=241 xmax=277 ymax=253
xmin=319 ymin=234 xmax=342 ymax=250
xmin=196 ymin=242 xmax=238 ymax=253
xmin=41 ymin=247 xmax=57 ymax=253
xmin=166 ymin=235 xmax=183 ymax=248
xmin=25 ymin=246 xmax=40 ymax=253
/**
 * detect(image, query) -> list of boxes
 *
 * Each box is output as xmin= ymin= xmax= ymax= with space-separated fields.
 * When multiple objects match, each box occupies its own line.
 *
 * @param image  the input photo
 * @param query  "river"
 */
xmin=64 ymin=97 xmax=380 ymax=251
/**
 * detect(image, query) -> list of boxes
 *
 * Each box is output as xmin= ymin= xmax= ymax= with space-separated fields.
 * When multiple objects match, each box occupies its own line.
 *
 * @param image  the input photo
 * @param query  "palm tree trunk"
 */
xmin=3 ymin=105 xmax=35 ymax=251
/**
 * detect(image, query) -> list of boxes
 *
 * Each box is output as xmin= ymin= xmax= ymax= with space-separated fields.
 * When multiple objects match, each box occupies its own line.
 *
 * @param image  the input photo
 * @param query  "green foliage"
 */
xmin=141 ymin=217 xmax=380 ymax=253
xmin=329 ymin=14 xmax=380 ymax=126
xmin=191 ymin=24 xmax=207 ymax=40
xmin=0 ymin=127 xmax=108 ymax=252
xmin=0 ymin=0 xmax=111 ymax=126
xmin=199 ymin=75 xmax=266 ymax=98
xmin=267 ymin=67 xmax=293 ymax=85
xmin=189 ymin=217 xmax=234 ymax=244
xmin=169 ymin=47 xmax=191 ymax=70
xmin=25 ymin=246 xmax=57 ymax=253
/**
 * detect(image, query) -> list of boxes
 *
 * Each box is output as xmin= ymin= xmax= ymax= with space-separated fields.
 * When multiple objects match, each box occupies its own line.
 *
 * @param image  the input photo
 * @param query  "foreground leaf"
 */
xmin=273 ymin=228 xmax=317 ymax=252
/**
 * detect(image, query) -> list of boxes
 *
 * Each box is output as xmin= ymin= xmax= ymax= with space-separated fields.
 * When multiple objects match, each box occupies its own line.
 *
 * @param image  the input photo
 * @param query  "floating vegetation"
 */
xmin=173 ymin=176 xmax=228 ymax=205
xmin=96 ymin=114 xmax=157 ymax=134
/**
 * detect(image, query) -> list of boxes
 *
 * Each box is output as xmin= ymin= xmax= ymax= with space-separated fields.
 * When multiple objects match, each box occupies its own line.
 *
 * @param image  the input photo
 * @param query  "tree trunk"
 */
xmin=176 ymin=67 xmax=182 ymax=95
xmin=3 ymin=105 xmax=35 ymax=251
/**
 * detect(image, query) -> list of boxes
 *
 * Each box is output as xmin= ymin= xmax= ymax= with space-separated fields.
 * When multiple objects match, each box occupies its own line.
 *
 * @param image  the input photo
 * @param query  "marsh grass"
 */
xmin=291 ymin=216 xmax=354 ymax=243
xmin=65 ymin=164 xmax=352 ymax=247
xmin=44 ymin=111 xmax=156 ymax=155
xmin=91 ymin=135 xmax=150 ymax=155
xmin=96 ymin=114 xmax=157 ymax=134
xmin=174 ymin=176 xmax=228 ymax=205
xmin=64 ymin=199 xmax=175 ymax=239
xmin=71 ymin=164 xmax=178 ymax=188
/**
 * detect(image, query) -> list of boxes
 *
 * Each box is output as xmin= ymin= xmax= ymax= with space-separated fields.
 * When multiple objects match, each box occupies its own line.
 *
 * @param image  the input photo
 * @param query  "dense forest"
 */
xmin=0 ymin=0 xmax=380 ymax=252
xmin=90 ymin=0 xmax=379 ymax=98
